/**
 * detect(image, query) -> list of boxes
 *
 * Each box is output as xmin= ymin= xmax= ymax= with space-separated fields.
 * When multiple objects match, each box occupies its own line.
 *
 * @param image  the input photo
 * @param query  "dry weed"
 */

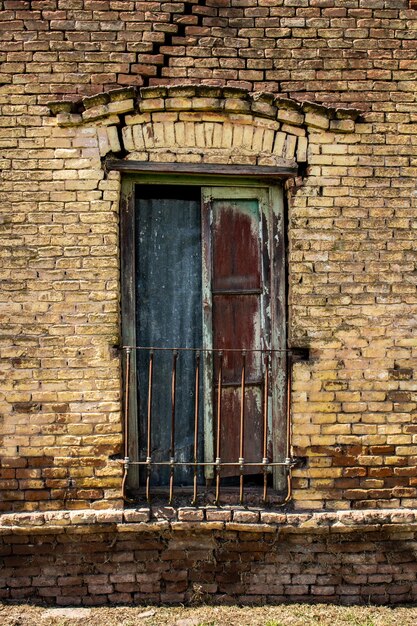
xmin=1 ymin=602 xmax=417 ymax=626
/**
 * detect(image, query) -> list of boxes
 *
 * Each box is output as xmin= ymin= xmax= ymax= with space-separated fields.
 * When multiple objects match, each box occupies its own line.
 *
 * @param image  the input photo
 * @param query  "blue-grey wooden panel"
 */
xmin=135 ymin=186 xmax=204 ymax=487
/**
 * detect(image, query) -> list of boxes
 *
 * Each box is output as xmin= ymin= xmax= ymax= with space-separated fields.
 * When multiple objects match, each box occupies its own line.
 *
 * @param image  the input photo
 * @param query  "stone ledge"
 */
xmin=1 ymin=508 xmax=416 ymax=535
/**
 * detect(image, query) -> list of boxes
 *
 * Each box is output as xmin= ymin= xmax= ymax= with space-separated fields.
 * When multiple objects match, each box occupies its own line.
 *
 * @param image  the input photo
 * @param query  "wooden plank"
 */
xmin=213 ymin=295 xmax=262 ymax=383
xmin=216 ymin=386 xmax=264 ymax=478
xmin=212 ymin=197 xmax=261 ymax=292
xmin=201 ymin=190 xmax=215 ymax=481
xmin=269 ymin=186 xmax=287 ymax=492
xmin=135 ymin=186 xmax=203 ymax=487
xmin=107 ymin=159 xmax=298 ymax=179
xmin=212 ymin=288 xmax=262 ymax=296
xmin=120 ymin=178 xmax=140 ymax=489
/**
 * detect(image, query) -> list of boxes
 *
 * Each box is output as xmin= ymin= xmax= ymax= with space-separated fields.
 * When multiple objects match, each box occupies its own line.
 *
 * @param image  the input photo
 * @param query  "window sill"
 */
xmin=1 ymin=508 xmax=416 ymax=536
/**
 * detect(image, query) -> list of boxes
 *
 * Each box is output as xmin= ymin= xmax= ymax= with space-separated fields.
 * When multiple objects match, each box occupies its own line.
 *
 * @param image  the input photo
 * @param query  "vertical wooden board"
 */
xmin=244 ymin=387 xmax=264 ymax=466
xmin=136 ymin=189 xmax=202 ymax=351
xmin=135 ymin=185 xmax=203 ymax=486
xmin=201 ymin=193 xmax=214 ymax=478
xmin=212 ymin=295 xmax=262 ymax=383
xmin=212 ymin=198 xmax=261 ymax=291
xmin=120 ymin=177 xmax=140 ymax=489
xmin=270 ymin=187 xmax=287 ymax=491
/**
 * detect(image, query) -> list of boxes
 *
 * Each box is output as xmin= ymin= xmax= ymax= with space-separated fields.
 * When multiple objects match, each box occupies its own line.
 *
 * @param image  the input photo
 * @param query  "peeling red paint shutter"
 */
xmin=205 ymin=191 xmax=270 ymax=479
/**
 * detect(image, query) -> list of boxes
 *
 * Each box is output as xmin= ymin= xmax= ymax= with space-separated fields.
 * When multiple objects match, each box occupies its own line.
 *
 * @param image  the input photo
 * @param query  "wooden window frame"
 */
xmin=120 ymin=167 xmax=288 ymax=495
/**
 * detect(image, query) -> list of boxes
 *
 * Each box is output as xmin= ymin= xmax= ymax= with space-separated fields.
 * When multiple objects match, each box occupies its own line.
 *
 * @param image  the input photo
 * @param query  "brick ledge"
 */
xmin=46 ymin=84 xmax=361 ymax=131
xmin=1 ymin=508 xmax=416 ymax=535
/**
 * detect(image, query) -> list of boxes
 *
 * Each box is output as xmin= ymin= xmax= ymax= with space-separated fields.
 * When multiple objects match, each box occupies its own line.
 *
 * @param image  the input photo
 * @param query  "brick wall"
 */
xmin=2 ymin=0 xmax=417 ymax=106
xmin=1 ymin=0 xmax=417 ymax=516
xmin=1 ymin=509 xmax=417 ymax=605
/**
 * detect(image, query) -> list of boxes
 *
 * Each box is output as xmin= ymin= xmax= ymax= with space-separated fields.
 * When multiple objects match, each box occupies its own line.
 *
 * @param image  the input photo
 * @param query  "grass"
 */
xmin=1 ymin=602 xmax=417 ymax=626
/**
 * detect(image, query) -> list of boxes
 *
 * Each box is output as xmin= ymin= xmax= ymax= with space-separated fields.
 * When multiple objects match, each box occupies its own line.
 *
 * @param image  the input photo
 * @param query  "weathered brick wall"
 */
xmin=1 ymin=0 xmax=417 ymax=515
xmin=2 ymin=0 xmax=417 ymax=105
xmin=1 ymin=509 xmax=417 ymax=605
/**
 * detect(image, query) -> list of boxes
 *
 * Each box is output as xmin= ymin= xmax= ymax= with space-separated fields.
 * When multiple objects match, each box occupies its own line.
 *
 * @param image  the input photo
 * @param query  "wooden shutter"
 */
xmin=135 ymin=185 xmax=203 ymax=487
xmin=202 ymin=187 xmax=281 ymax=481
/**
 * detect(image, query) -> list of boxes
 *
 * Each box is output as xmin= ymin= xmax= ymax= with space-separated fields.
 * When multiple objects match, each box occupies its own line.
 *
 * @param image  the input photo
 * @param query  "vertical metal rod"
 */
xmin=124 ymin=348 xmax=131 ymax=460
xmin=286 ymin=351 xmax=293 ymax=462
xmin=283 ymin=351 xmax=294 ymax=503
xmin=146 ymin=350 xmax=154 ymax=504
xmin=262 ymin=351 xmax=269 ymax=504
xmin=215 ymin=351 xmax=223 ymax=505
xmin=239 ymin=351 xmax=246 ymax=505
xmin=169 ymin=350 xmax=178 ymax=505
xmin=192 ymin=351 xmax=200 ymax=506
xmin=122 ymin=347 xmax=131 ymax=501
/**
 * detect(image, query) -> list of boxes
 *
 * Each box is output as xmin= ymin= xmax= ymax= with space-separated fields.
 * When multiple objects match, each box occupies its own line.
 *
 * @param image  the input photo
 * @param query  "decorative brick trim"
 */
xmin=47 ymin=86 xmax=360 ymax=128
xmin=47 ymin=85 xmax=360 ymax=170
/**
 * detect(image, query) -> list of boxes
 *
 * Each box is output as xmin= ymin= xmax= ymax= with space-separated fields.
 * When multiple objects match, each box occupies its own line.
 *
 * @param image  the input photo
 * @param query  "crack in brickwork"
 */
xmin=145 ymin=0 xmax=207 ymax=86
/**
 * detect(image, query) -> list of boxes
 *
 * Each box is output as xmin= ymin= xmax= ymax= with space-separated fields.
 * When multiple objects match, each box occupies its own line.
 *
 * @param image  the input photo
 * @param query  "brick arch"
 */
xmin=48 ymin=85 xmax=360 ymax=170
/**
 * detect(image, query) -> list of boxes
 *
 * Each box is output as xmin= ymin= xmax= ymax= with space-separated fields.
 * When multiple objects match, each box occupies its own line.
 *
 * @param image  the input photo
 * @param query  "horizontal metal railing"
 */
xmin=122 ymin=346 xmax=296 ymax=506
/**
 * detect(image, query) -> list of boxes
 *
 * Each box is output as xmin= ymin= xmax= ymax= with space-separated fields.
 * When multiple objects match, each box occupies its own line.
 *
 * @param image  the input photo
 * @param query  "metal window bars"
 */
xmin=122 ymin=346 xmax=297 ymax=506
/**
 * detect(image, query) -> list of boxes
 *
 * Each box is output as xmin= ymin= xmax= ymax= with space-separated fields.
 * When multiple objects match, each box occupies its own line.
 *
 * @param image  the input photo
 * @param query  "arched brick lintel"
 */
xmin=48 ymin=86 xmax=360 ymax=171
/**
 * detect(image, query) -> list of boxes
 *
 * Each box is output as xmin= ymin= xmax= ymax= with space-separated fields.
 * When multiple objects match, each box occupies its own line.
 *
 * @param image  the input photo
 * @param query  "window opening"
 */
xmin=121 ymin=177 xmax=288 ymax=506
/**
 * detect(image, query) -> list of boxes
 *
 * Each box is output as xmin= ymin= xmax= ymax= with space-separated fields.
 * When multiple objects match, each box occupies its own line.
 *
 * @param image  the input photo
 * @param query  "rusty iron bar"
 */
xmin=239 ymin=351 xmax=246 ymax=505
xmin=121 ymin=347 xmax=131 ymax=502
xmin=123 ymin=345 xmax=291 ymax=353
xmin=146 ymin=350 xmax=154 ymax=504
xmin=282 ymin=351 xmax=294 ymax=505
xmin=192 ymin=351 xmax=200 ymax=506
xmin=124 ymin=348 xmax=131 ymax=460
xmin=119 ymin=345 xmax=298 ymax=505
xmin=214 ymin=351 xmax=223 ymax=505
xmin=262 ymin=352 xmax=270 ymax=504
xmin=169 ymin=350 xmax=178 ymax=505
xmin=129 ymin=461 xmax=291 ymax=466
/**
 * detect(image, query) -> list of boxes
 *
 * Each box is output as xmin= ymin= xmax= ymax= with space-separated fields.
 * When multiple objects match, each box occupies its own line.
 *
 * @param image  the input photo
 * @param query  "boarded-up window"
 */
xmin=122 ymin=179 xmax=286 ymax=495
